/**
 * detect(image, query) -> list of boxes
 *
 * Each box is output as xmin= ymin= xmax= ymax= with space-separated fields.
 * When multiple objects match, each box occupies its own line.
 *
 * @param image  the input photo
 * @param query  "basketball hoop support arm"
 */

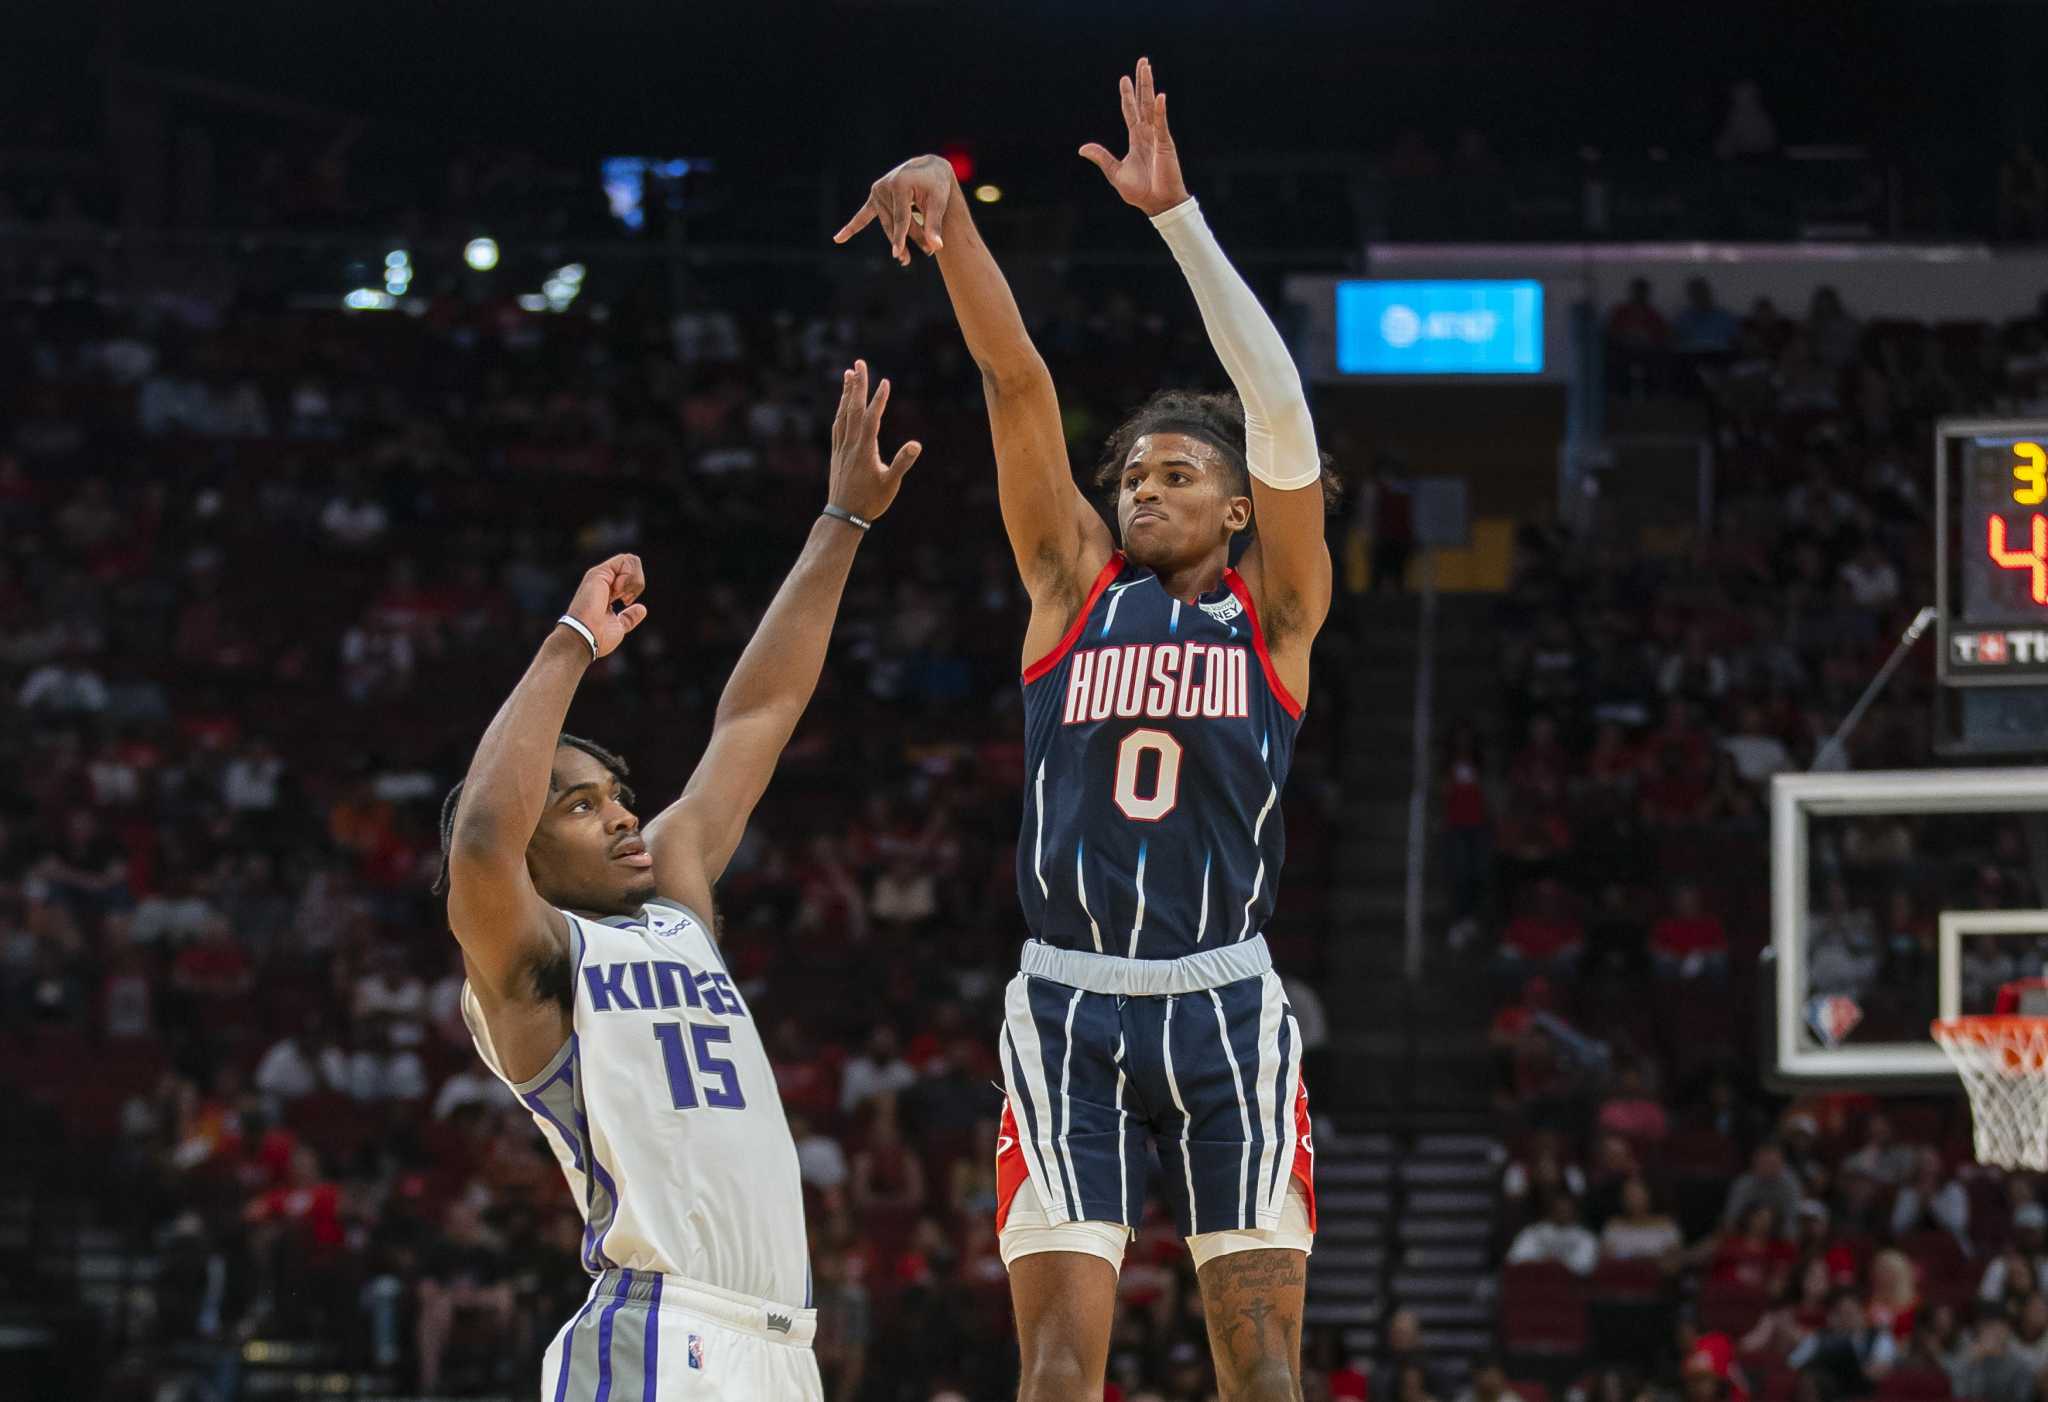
xmin=1810 ymin=606 xmax=1938 ymax=772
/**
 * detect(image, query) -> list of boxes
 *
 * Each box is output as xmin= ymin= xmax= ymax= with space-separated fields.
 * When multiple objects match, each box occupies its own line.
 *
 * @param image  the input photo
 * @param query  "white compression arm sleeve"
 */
xmin=1150 ymin=197 xmax=1323 ymax=490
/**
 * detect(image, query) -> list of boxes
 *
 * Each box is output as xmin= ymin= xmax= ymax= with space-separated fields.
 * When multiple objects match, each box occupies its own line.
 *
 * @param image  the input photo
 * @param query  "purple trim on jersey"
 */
xmin=643 ymin=1274 xmax=662 ymax=1402
xmin=593 ymin=1268 xmax=629 ymax=1402
xmin=553 ymin=1294 xmax=593 ymax=1402
xmin=518 ymin=1057 xmax=583 ymax=1170
xmin=578 ymin=1084 xmax=623 ymax=1270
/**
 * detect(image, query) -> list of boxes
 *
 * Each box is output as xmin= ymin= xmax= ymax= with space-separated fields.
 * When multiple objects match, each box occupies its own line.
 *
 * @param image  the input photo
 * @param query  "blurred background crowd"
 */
xmin=18 ymin=1 xmax=2048 ymax=1400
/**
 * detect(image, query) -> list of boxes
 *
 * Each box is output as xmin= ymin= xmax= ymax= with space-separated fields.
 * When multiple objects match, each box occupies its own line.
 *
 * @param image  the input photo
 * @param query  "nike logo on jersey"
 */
xmin=997 ymin=1135 xmax=1017 ymax=1157
xmin=583 ymin=959 xmax=747 ymax=1018
xmin=1062 ymin=642 xmax=1251 ymax=726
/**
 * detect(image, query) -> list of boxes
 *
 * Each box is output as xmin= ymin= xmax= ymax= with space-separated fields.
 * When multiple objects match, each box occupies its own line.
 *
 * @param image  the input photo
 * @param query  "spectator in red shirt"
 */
xmin=1639 ymin=745 xmax=1710 ymax=827
xmin=770 ymin=1018 xmax=841 ymax=1120
xmin=1651 ymin=882 xmax=1729 ymax=978
xmin=1501 ymin=879 xmax=1586 ymax=970
xmin=243 ymin=1145 xmax=344 ymax=1250
xmin=1598 ymin=1061 xmax=1672 ymax=1145
xmin=1708 ymin=1202 xmax=1798 ymax=1294
xmin=1609 ymin=278 xmax=1673 ymax=349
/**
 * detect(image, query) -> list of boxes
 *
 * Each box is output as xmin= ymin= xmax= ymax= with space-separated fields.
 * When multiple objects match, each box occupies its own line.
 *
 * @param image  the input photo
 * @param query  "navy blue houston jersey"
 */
xmin=1017 ymin=552 xmax=1303 ymax=961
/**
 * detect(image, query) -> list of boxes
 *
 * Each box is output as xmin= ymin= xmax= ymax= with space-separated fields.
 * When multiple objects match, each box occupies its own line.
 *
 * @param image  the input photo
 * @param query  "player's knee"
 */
xmin=1016 ymin=1342 xmax=1098 ymax=1402
xmin=1216 ymin=1358 xmax=1301 ymax=1402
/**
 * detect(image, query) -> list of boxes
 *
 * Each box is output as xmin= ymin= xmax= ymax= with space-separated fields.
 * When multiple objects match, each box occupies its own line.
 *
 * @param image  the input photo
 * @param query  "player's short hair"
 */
xmin=1092 ymin=389 xmax=1344 ymax=526
xmin=432 ymin=734 xmax=635 ymax=896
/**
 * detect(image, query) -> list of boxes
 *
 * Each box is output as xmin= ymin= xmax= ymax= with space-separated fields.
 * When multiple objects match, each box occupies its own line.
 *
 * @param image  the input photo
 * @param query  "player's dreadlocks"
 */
xmin=1093 ymin=389 xmax=1344 ymax=534
xmin=432 ymin=733 xmax=635 ymax=896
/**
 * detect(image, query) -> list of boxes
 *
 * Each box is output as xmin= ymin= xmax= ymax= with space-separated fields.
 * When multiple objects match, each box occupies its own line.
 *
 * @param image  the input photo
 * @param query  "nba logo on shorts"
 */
xmin=688 ymin=1334 xmax=705 ymax=1370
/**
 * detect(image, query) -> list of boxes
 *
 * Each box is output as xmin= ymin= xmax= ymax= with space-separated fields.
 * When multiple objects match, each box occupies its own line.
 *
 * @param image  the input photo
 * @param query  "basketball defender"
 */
xmin=438 ymin=364 xmax=918 ymax=1401
xmin=837 ymin=61 xmax=1336 ymax=1400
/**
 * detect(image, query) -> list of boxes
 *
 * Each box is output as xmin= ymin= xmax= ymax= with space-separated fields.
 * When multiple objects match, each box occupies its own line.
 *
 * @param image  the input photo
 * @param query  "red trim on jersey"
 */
xmin=994 ymin=1100 xmax=1029 ymax=1233
xmin=1291 ymin=1073 xmax=1317 ymax=1234
xmin=1022 ymin=552 xmax=1126 ymax=685
xmin=1223 ymin=569 xmax=1304 ymax=719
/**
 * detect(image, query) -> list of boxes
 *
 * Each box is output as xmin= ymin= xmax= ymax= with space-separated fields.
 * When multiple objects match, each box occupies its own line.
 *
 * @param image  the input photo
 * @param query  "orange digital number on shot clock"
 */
xmin=1992 ymin=442 xmax=2048 ymax=602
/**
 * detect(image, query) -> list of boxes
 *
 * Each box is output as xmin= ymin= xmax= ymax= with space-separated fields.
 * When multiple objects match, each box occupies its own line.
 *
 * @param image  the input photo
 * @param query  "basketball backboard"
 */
xmin=1770 ymin=767 xmax=2048 ymax=1088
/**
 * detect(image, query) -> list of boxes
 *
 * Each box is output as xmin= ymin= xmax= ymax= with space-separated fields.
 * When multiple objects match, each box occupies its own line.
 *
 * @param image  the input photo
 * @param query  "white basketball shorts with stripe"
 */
xmin=540 ymin=1268 xmax=821 ymax=1401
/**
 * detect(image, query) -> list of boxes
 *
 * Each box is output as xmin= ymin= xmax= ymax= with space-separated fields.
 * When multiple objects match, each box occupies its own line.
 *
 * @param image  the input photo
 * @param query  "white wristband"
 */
xmin=556 ymin=614 xmax=598 ymax=660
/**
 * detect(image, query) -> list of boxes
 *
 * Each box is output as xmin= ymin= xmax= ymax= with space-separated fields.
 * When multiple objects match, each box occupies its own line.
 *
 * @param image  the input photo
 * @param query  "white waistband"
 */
xmin=588 ymin=1269 xmax=816 ymax=1348
xmin=1017 ymin=935 xmax=1273 ymax=995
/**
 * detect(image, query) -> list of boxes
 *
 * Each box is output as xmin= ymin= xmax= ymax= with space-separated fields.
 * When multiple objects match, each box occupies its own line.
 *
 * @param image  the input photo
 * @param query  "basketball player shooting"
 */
xmin=437 ymin=363 xmax=918 ymax=1402
xmin=836 ymin=59 xmax=1336 ymax=1402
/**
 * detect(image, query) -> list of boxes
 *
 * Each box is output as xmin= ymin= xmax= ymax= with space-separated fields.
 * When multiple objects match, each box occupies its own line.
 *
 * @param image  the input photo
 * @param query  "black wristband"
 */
xmin=821 ymin=504 xmax=871 ymax=533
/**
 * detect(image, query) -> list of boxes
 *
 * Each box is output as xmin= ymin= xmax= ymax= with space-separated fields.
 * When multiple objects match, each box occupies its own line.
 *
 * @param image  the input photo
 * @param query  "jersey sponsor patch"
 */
xmin=1198 ymin=593 xmax=1244 ymax=624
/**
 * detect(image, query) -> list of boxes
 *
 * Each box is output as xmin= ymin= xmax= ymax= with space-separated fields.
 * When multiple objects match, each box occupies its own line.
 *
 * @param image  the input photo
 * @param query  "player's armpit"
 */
xmin=1240 ymin=484 xmax=1333 ymax=631
xmin=1237 ymin=489 xmax=1332 ymax=710
xmin=444 ymin=837 xmax=571 ymax=1004
xmin=641 ymin=797 xmax=722 ymax=926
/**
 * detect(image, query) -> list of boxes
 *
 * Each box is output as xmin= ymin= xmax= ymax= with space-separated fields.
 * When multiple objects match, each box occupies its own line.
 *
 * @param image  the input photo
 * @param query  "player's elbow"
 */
xmin=978 ymin=352 xmax=1053 ymax=401
xmin=446 ymin=819 xmax=526 ymax=879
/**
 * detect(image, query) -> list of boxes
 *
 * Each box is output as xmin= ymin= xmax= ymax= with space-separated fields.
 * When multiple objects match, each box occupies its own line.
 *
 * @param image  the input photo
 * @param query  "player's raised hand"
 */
xmin=1079 ymin=56 xmax=1190 ymax=218
xmin=832 ymin=155 xmax=956 ymax=267
xmin=827 ymin=360 xmax=922 ymax=523
xmin=562 ymin=554 xmax=649 ymax=659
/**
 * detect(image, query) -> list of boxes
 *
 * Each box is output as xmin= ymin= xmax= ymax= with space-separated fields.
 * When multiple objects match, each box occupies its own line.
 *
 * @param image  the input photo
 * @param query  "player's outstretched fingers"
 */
xmin=887 ymin=440 xmax=923 ymax=478
xmin=832 ymin=199 xmax=880 ymax=245
xmin=864 ymin=376 xmax=893 ymax=439
xmin=831 ymin=366 xmax=860 ymax=444
xmin=1079 ymin=143 xmax=1119 ymax=178
xmin=618 ymin=602 xmax=649 ymax=633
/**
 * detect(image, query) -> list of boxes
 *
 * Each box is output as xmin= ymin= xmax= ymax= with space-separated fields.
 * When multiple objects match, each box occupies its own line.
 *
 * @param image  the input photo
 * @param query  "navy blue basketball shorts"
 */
xmin=995 ymin=967 xmax=1315 ymax=1242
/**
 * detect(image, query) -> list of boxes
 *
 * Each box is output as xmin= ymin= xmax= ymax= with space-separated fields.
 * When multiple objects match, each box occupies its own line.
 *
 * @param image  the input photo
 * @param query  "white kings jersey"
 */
xmin=462 ymin=898 xmax=811 ymax=1308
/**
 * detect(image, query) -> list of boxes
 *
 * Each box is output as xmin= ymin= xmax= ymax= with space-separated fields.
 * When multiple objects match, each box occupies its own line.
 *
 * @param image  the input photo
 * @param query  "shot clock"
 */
xmin=1936 ymin=420 xmax=2048 ymax=686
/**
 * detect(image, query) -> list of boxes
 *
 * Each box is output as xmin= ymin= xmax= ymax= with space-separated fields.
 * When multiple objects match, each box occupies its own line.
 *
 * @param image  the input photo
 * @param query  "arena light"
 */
xmin=516 ymin=294 xmax=549 ymax=313
xmin=973 ymin=184 xmax=1003 ymax=204
xmin=464 ymin=237 xmax=500 ymax=271
xmin=385 ymin=249 xmax=410 ymax=270
xmin=344 ymin=289 xmax=396 ymax=311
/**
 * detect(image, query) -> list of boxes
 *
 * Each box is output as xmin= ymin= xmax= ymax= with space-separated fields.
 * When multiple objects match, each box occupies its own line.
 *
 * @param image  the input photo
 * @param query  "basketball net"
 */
xmin=1933 ymin=980 xmax=2048 ymax=1170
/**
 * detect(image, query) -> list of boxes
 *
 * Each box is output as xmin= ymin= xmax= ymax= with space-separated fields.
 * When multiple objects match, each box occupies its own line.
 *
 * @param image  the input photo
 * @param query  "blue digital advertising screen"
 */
xmin=1334 ymin=279 xmax=1544 ymax=375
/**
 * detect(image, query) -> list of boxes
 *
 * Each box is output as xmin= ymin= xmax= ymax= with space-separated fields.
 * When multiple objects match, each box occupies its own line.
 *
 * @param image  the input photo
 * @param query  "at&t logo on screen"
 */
xmin=1339 ymin=279 xmax=1543 ymax=375
xmin=1377 ymin=302 xmax=1497 ymax=350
